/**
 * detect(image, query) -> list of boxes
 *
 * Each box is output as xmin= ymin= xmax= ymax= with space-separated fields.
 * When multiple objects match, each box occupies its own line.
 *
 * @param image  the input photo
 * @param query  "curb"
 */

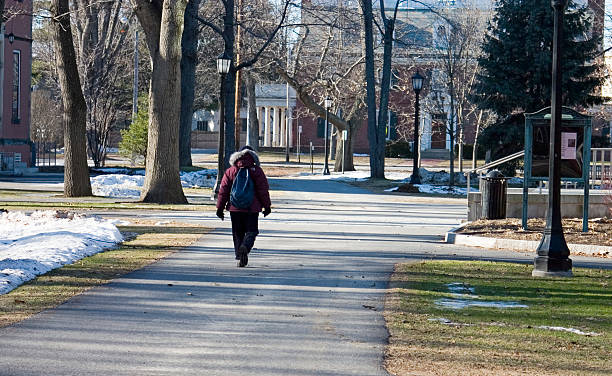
xmin=446 ymin=226 xmax=612 ymax=257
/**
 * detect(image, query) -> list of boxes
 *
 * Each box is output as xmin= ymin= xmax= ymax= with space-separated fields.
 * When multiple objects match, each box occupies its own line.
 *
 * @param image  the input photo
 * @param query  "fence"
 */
xmin=35 ymin=142 xmax=58 ymax=167
xmin=0 ymin=152 xmax=15 ymax=173
xmin=590 ymin=148 xmax=612 ymax=189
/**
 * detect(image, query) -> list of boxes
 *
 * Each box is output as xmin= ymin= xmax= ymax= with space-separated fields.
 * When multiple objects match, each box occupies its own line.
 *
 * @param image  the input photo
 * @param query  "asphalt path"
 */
xmin=0 ymin=177 xmax=611 ymax=375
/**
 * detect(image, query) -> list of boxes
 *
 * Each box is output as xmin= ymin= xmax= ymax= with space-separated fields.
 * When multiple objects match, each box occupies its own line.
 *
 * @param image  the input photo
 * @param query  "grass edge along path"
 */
xmin=384 ymin=260 xmax=612 ymax=376
xmin=0 ymin=223 xmax=210 ymax=329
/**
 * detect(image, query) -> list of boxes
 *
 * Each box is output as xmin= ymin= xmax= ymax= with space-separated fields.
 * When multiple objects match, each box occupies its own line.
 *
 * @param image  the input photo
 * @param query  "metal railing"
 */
xmin=0 ymin=152 xmax=15 ymax=173
xmin=465 ymin=150 xmax=525 ymax=196
xmin=591 ymin=148 xmax=612 ymax=189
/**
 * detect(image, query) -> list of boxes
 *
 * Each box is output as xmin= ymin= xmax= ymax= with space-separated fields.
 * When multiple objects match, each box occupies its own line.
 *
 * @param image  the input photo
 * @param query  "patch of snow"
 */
xmin=435 ymin=298 xmax=528 ymax=310
xmin=155 ymin=221 xmax=171 ymax=226
xmin=508 ymin=177 xmax=523 ymax=185
xmin=435 ymin=282 xmax=528 ymax=310
xmin=0 ymin=210 xmax=123 ymax=295
xmin=417 ymin=184 xmax=470 ymax=195
xmin=537 ymin=326 xmax=601 ymax=336
xmin=384 ymin=187 xmax=399 ymax=192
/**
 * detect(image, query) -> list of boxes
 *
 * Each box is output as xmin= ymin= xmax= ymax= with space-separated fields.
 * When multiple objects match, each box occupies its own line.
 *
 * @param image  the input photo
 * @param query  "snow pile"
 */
xmin=0 ymin=210 xmax=123 ymax=295
xmin=90 ymin=169 xmax=217 ymax=198
xmin=180 ymin=169 xmax=217 ymax=188
xmin=91 ymin=174 xmax=144 ymax=198
xmin=418 ymin=168 xmax=467 ymax=185
xmin=435 ymin=282 xmax=528 ymax=310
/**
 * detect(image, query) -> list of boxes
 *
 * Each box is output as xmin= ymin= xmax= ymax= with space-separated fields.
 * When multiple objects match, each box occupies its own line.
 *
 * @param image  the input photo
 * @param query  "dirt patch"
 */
xmin=457 ymin=218 xmax=612 ymax=247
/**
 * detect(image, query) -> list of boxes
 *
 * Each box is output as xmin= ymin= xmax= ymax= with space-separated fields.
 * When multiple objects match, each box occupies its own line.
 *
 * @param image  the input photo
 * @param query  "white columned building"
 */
xmin=254 ymin=84 xmax=297 ymax=148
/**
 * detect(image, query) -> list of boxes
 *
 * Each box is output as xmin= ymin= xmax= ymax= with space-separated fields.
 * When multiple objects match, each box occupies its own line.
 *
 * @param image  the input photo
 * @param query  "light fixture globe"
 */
xmin=412 ymin=71 xmax=424 ymax=92
xmin=324 ymin=97 xmax=332 ymax=109
xmin=217 ymin=53 xmax=231 ymax=74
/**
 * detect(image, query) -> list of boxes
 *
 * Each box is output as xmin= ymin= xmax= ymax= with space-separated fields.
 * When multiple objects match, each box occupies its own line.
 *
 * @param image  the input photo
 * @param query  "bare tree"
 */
xmin=131 ymin=0 xmax=188 ymax=204
xmin=275 ymin=2 xmax=366 ymax=171
xmin=72 ymin=0 xmax=133 ymax=168
xmin=360 ymin=0 xmax=404 ymax=179
xmin=50 ymin=0 xmax=92 ymax=196
xmin=30 ymin=90 xmax=63 ymax=145
xmin=178 ymin=0 xmax=202 ymax=167
xmin=429 ymin=5 xmax=488 ymax=185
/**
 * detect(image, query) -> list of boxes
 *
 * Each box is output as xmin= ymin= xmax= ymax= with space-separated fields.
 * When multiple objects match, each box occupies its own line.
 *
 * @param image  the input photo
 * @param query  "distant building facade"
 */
xmin=0 ymin=0 xmax=33 ymax=171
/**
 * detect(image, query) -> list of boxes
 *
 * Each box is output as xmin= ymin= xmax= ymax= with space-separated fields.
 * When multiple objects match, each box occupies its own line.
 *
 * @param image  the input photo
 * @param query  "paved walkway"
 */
xmin=0 ymin=177 xmax=610 ymax=375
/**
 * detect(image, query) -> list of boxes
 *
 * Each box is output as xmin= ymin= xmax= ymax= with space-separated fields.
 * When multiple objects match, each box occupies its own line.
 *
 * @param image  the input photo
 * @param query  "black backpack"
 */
xmin=230 ymin=167 xmax=255 ymax=209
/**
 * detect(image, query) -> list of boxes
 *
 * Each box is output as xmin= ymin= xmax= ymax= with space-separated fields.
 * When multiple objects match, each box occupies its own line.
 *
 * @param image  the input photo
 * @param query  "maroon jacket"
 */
xmin=216 ymin=149 xmax=271 ymax=213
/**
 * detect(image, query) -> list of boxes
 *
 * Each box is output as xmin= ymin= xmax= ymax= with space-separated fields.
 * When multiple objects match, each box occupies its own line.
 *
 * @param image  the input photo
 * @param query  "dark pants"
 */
xmin=230 ymin=212 xmax=259 ymax=259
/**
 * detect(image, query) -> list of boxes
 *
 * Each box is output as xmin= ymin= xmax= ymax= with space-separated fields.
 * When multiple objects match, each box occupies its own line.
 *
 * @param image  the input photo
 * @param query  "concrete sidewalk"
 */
xmin=0 ymin=178 xmax=610 ymax=375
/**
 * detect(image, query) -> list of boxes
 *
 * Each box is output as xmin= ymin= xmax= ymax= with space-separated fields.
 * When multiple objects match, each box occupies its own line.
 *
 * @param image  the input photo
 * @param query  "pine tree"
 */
xmin=475 ymin=0 xmax=605 ymax=116
xmin=119 ymin=99 xmax=149 ymax=166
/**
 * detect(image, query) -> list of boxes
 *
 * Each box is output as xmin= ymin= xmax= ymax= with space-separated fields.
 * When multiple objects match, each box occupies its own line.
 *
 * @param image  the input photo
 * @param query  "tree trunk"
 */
xmin=245 ymin=70 xmax=259 ymax=151
xmin=51 ymin=0 xmax=92 ymax=197
xmin=472 ymin=109 xmax=483 ymax=170
xmin=448 ymin=78 xmax=456 ymax=187
xmin=179 ymin=0 xmax=201 ymax=167
xmin=222 ymin=0 xmax=236 ymax=170
xmin=360 ymin=0 xmax=381 ymax=179
xmin=134 ymin=0 xmax=188 ymax=204
xmin=333 ymin=120 xmax=356 ymax=171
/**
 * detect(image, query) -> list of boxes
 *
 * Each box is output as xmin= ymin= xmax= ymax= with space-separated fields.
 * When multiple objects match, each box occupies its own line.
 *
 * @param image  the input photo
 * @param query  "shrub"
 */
xmin=119 ymin=102 xmax=148 ymax=165
xmin=386 ymin=140 xmax=413 ymax=158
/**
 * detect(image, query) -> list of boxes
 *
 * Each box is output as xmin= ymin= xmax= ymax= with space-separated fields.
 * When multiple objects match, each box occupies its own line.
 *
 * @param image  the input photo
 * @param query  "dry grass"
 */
xmin=0 ymin=220 xmax=210 ymax=328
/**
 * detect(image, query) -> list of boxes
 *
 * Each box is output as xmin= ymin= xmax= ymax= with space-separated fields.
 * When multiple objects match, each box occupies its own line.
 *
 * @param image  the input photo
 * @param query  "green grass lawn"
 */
xmin=385 ymin=260 xmax=612 ymax=376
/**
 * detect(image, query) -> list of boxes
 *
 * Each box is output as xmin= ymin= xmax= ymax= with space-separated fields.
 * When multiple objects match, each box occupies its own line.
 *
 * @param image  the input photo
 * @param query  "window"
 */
xmin=12 ymin=50 xmax=21 ymax=123
xmin=14 ymin=153 xmax=21 ymax=162
xmin=196 ymin=120 xmax=207 ymax=131
xmin=386 ymin=111 xmax=397 ymax=140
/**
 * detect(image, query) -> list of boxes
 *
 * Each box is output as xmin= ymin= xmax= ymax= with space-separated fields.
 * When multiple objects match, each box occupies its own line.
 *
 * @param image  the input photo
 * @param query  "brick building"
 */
xmin=0 ymin=0 xmax=33 ymax=172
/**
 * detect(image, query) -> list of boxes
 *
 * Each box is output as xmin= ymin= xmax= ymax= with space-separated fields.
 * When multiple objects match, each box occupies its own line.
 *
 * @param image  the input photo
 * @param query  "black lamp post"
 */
xmin=212 ymin=52 xmax=232 ymax=199
xmin=410 ymin=71 xmax=424 ymax=185
xmin=322 ymin=96 xmax=332 ymax=175
xmin=533 ymin=0 xmax=572 ymax=277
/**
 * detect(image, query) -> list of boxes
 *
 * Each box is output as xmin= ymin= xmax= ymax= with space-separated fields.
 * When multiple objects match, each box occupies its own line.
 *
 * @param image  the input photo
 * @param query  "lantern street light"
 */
xmin=322 ymin=96 xmax=333 ymax=175
xmin=533 ymin=0 xmax=572 ymax=277
xmin=410 ymin=71 xmax=424 ymax=185
xmin=212 ymin=52 xmax=232 ymax=200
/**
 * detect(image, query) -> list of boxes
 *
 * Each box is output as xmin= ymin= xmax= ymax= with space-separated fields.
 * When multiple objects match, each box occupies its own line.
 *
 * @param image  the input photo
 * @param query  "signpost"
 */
xmin=297 ymin=125 xmax=302 ymax=163
xmin=342 ymin=130 xmax=348 ymax=174
xmin=523 ymin=106 xmax=592 ymax=232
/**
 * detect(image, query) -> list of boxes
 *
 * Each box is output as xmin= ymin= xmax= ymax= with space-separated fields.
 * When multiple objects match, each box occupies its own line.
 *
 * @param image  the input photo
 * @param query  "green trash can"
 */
xmin=480 ymin=170 xmax=508 ymax=220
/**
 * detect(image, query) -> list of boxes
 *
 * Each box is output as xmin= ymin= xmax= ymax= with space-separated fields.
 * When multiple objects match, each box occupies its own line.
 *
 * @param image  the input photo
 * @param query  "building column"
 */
xmin=264 ymin=106 xmax=271 ymax=147
xmin=272 ymin=107 xmax=279 ymax=146
xmin=280 ymin=108 xmax=287 ymax=147
xmin=287 ymin=107 xmax=293 ymax=147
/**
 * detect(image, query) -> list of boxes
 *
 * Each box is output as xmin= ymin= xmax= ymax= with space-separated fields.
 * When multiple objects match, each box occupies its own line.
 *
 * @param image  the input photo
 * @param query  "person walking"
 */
xmin=216 ymin=146 xmax=271 ymax=267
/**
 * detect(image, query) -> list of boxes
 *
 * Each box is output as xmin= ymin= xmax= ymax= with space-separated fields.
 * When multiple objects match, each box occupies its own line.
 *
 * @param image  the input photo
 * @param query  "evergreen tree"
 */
xmin=475 ymin=0 xmax=605 ymax=116
xmin=119 ymin=99 xmax=149 ymax=166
